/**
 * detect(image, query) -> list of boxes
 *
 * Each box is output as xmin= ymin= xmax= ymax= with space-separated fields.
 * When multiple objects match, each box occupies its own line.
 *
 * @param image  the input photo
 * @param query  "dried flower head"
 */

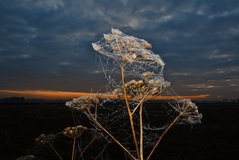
xmin=142 ymin=71 xmax=153 ymax=79
xmin=66 ymin=96 xmax=99 ymax=111
xmin=92 ymin=28 xmax=165 ymax=67
xmin=176 ymin=99 xmax=203 ymax=124
xmin=35 ymin=134 xmax=55 ymax=144
xmin=63 ymin=125 xmax=87 ymax=139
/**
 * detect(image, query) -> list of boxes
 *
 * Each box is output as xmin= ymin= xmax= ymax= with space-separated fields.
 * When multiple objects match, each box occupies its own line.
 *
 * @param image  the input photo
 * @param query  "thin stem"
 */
xmin=95 ymin=103 xmax=98 ymax=119
xmin=146 ymin=113 xmax=181 ymax=160
xmin=132 ymin=92 xmax=150 ymax=115
xmin=86 ymin=109 xmax=137 ymax=160
xmin=139 ymin=102 xmax=144 ymax=160
xmin=80 ymin=134 xmax=96 ymax=156
xmin=121 ymin=65 xmax=140 ymax=158
xmin=49 ymin=143 xmax=63 ymax=160
xmin=95 ymin=142 xmax=109 ymax=160
xmin=72 ymin=138 xmax=76 ymax=160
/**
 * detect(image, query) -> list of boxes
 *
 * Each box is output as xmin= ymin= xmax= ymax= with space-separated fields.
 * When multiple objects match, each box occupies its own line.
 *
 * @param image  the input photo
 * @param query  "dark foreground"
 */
xmin=0 ymin=102 xmax=239 ymax=160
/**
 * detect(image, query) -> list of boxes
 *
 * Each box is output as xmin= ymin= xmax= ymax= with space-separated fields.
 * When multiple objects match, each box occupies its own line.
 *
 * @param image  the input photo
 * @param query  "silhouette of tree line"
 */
xmin=0 ymin=97 xmax=25 ymax=103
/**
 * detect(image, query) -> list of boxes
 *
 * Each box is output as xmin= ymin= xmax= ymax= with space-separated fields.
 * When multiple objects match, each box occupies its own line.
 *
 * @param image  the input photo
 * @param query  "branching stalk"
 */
xmin=80 ymin=135 xmax=96 ymax=156
xmin=146 ymin=113 xmax=181 ymax=160
xmin=132 ymin=92 xmax=150 ymax=115
xmin=85 ymin=108 xmax=137 ymax=160
xmin=72 ymin=138 xmax=76 ymax=160
xmin=49 ymin=143 xmax=63 ymax=160
xmin=121 ymin=65 xmax=140 ymax=158
xmin=139 ymin=102 xmax=144 ymax=160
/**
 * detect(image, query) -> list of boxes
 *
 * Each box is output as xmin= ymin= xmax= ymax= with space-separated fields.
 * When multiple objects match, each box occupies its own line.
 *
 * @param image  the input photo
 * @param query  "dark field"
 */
xmin=0 ymin=102 xmax=239 ymax=160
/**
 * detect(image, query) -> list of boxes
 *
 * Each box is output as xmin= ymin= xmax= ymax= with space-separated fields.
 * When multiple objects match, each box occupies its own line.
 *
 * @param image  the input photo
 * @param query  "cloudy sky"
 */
xmin=0 ymin=0 xmax=238 ymax=99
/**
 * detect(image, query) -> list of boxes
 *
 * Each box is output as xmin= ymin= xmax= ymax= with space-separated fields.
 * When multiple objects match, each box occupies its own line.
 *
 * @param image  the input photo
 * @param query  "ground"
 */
xmin=0 ymin=102 xmax=238 ymax=160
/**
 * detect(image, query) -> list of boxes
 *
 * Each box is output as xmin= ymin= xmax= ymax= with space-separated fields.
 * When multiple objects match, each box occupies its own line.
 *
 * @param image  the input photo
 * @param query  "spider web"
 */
xmin=66 ymin=29 xmax=202 ymax=159
xmin=17 ymin=29 xmax=202 ymax=160
xmin=92 ymin=28 xmax=171 ymax=99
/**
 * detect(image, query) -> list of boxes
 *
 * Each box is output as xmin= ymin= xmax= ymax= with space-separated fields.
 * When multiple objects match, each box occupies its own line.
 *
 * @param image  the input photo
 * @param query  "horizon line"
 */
xmin=0 ymin=90 xmax=209 ymax=100
xmin=0 ymin=90 xmax=89 ymax=99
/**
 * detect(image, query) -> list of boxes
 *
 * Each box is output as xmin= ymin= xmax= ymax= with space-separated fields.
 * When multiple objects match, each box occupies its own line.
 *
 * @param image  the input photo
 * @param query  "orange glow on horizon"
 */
xmin=0 ymin=90 xmax=88 ymax=99
xmin=0 ymin=90 xmax=209 ymax=100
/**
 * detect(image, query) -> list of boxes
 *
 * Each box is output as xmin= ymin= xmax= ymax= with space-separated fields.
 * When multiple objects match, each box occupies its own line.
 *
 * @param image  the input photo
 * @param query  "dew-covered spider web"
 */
xmin=65 ymin=29 xmax=202 ymax=159
xmin=17 ymin=29 xmax=202 ymax=160
xmin=92 ymin=28 xmax=170 ymax=96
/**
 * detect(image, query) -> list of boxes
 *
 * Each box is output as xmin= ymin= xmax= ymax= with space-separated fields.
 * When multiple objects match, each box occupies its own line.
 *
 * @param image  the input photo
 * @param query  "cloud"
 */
xmin=208 ymin=10 xmax=239 ymax=19
xmin=36 ymin=0 xmax=64 ymax=10
xmin=187 ymin=83 xmax=221 ymax=90
xmin=170 ymin=72 xmax=192 ymax=76
xmin=208 ymin=50 xmax=233 ymax=60
xmin=0 ymin=0 xmax=238 ymax=99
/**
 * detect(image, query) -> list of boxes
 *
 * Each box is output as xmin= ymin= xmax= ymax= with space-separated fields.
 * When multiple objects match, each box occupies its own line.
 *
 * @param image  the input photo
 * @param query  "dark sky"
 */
xmin=0 ymin=0 xmax=238 ymax=99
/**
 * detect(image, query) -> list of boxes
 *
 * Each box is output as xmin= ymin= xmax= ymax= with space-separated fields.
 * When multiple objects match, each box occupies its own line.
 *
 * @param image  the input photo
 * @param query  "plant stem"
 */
xmin=139 ymin=102 xmax=144 ymax=160
xmin=121 ymin=65 xmax=140 ymax=158
xmin=49 ymin=143 xmax=63 ymax=160
xmin=80 ymin=135 xmax=96 ymax=156
xmin=86 ymin=109 xmax=137 ymax=160
xmin=131 ymin=92 xmax=150 ymax=115
xmin=72 ymin=138 xmax=76 ymax=160
xmin=146 ymin=113 xmax=181 ymax=160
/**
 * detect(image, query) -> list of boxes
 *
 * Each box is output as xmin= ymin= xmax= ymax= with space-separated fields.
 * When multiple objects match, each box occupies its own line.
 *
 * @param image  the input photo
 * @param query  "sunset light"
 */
xmin=0 ymin=90 xmax=209 ymax=100
xmin=0 ymin=90 xmax=88 ymax=99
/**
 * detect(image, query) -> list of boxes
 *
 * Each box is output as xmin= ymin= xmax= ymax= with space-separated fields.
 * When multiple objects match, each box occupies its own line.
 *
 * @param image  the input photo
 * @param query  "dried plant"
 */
xmin=66 ymin=29 xmax=203 ymax=160
xmin=18 ymin=29 xmax=203 ymax=160
xmin=63 ymin=125 xmax=87 ymax=160
xmin=35 ymin=134 xmax=63 ymax=160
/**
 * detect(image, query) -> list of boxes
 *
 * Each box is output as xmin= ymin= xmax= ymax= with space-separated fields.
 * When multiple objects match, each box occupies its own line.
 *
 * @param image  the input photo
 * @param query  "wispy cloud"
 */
xmin=187 ymin=83 xmax=221 ymax=90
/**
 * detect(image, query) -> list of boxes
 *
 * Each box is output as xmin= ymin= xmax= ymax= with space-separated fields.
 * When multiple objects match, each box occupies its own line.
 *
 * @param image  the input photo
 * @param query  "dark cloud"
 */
xmin=0 ymin=0 xmax=238 ymax=99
